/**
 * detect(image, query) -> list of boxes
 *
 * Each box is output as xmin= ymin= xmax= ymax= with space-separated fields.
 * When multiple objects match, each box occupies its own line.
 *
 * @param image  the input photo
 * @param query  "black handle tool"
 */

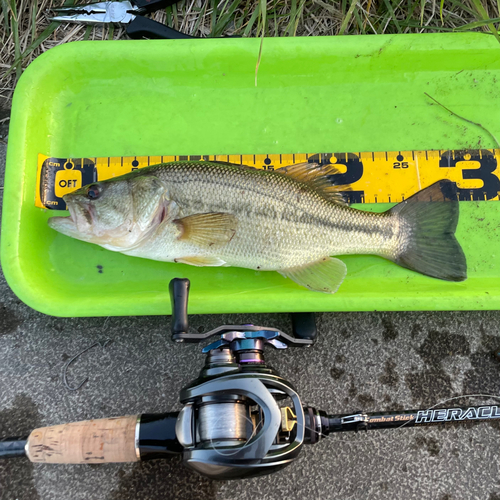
xmin=51 ymin=0 xmax=200 ymax=39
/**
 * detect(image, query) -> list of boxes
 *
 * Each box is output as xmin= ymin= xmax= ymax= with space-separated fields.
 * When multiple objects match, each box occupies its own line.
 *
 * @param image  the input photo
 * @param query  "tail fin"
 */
xmin=389 ymin=180 xmax=467 ymax=282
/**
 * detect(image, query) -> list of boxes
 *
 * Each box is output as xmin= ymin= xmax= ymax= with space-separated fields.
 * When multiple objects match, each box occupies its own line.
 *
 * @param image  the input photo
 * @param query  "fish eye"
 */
xmin=86 ymin=184 xmax=101 ymax=200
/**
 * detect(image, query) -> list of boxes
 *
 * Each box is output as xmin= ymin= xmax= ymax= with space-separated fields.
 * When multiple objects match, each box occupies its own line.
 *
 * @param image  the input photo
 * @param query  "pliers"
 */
xmin=51 ymin=0 xmax=197 ymax=39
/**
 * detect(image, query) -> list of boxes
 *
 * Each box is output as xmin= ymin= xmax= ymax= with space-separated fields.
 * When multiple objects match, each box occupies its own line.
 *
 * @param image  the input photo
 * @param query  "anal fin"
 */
xmin=280 ymin=257 xmax=347 ymax=293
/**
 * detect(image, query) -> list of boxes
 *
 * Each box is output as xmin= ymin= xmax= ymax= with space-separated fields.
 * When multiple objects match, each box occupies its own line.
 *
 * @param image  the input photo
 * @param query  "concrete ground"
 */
xmin=1 ymin=137 xmax=500 ymax=500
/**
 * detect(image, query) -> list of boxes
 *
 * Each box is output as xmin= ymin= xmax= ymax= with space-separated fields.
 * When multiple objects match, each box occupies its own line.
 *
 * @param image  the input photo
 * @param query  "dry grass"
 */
xmin=1 ymin=0 xmax=500 ymax=107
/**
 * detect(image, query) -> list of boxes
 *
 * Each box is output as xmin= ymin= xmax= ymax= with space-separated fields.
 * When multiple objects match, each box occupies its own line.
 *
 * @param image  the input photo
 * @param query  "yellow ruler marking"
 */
xmin=36 ymin=150 xmax=500 ymax=210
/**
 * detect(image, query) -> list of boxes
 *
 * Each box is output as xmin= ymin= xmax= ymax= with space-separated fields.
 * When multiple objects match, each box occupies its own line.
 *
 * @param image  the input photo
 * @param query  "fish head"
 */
xmin=48 ymin=175 xmax=172 ymax=249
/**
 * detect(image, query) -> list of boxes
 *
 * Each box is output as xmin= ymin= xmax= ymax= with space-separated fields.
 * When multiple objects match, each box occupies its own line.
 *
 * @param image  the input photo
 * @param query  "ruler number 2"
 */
xmin=393 ymin=162 xmax=409 ymax=169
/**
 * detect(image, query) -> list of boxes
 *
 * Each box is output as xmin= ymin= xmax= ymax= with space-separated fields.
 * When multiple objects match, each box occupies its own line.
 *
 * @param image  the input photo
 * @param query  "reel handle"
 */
xmin=167 ymin=278 xmax=315 ymax=345
xmin=291 ymin=312 xmax=317 ymax=341
xmin=169 ymin=278 xmax=190 ymax=341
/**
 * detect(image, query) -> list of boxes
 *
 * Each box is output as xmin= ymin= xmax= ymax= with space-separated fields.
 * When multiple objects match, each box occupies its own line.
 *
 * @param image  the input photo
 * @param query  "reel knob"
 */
xmin=169 ymin=278 xmax=190 ymax=341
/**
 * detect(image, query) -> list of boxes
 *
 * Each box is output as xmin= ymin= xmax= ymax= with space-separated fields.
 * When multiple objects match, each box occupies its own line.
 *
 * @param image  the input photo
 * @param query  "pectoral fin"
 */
xmin=280 ymin=257 xmax=347 ymax=293
xmin=174 ymin=213 xmax=237 ymax=248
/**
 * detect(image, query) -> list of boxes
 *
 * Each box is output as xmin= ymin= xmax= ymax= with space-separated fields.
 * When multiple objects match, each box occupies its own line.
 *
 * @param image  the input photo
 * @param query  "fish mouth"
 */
xmin=47 ymin=212 xmax=78 ymax=236
xmin=48 ymin=200 xmax=94 ymax=240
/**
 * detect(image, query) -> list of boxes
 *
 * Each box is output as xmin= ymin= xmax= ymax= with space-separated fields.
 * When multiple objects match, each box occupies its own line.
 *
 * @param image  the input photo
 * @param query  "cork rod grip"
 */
xmin=26 ymin=416 xmax=139 ymax=464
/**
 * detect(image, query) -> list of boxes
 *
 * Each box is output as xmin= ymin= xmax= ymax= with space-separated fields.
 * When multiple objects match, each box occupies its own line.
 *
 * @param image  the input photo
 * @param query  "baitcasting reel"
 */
xmin=2 ymin=278 xmax=500 ymax=480
xmin=159 ymin=278 xmax=322 ymax=479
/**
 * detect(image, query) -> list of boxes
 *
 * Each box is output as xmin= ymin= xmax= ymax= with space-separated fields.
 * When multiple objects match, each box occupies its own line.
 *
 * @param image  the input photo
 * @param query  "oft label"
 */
xmin=38 ymin=157 xmax=97 ymax=211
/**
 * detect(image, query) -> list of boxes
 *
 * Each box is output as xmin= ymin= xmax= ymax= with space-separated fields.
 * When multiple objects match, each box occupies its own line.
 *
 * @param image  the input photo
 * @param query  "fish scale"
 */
xmin=145 ymin=162 xmax=398 ymax=269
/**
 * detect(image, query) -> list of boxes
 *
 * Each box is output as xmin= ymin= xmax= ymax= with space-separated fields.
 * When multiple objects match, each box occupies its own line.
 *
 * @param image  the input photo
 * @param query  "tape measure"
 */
xmin=36 ymin=149 xmax=500 ymax=211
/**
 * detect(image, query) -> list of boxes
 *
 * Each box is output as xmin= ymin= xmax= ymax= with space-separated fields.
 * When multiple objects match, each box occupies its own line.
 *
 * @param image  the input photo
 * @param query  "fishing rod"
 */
xmin=1 ymin=278 xmax=499 ymax=479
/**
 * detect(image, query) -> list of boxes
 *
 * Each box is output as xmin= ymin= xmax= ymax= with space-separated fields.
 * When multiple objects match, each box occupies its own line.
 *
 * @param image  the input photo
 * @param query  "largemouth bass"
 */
xmin=48 ymin=161 xmax=467 ymax=293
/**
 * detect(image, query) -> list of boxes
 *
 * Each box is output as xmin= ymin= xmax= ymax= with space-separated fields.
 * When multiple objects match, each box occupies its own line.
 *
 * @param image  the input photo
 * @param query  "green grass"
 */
xmin=1 ymin=0 xmax=500 ymax=104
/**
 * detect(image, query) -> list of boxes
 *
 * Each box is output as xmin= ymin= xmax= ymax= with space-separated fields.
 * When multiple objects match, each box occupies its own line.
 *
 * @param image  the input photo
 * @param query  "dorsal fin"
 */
xmin=275 ymin=162 xmax=350 ymax=206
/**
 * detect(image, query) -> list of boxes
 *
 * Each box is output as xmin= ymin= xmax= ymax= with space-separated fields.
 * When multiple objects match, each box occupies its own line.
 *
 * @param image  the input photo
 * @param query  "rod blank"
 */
xmin=0 ymin=436 xmax=27 ymax=458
